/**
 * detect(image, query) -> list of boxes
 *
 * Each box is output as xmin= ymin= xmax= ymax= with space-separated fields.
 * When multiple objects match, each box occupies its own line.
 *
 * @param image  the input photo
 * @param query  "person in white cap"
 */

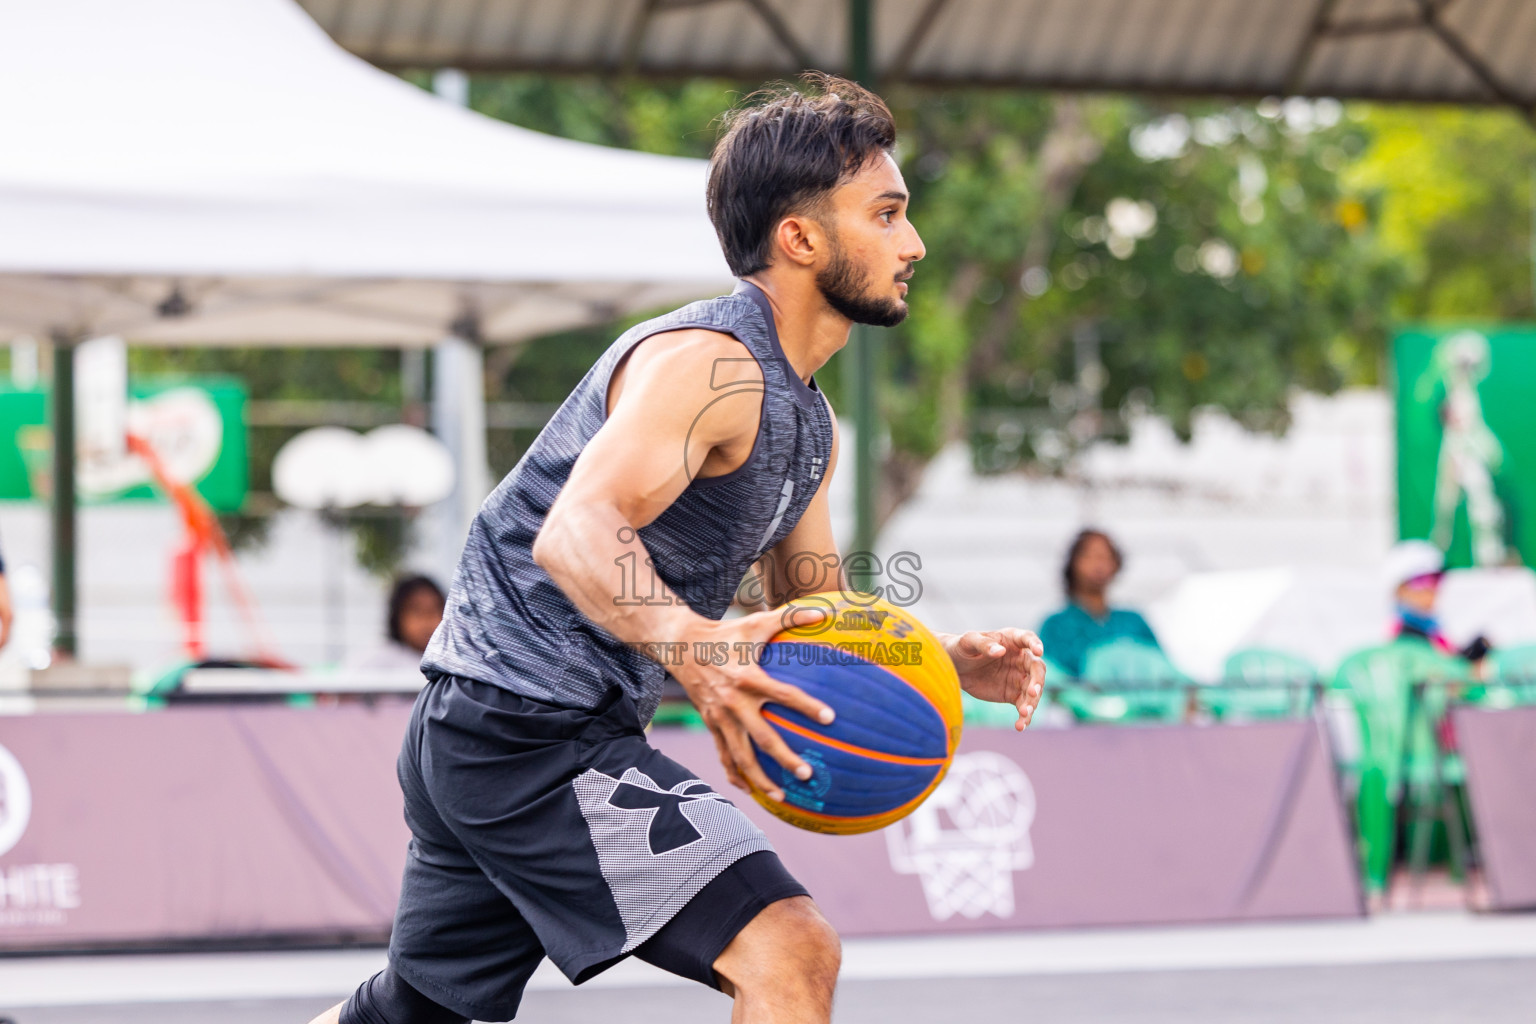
xmin=1385 ymin=540 xmax=1490 ymax=662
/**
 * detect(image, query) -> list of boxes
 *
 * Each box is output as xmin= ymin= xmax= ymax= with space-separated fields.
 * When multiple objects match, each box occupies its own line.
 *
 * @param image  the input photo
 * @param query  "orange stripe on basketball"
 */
xmin=761 ymin=710 xmax=949 ymax=767
xmin=746 ymin=758 xmax=953 ymax=835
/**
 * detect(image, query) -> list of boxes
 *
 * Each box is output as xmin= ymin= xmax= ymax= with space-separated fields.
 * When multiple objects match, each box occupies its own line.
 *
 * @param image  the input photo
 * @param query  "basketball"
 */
xmin=749 ymin=592 xmax=964 ymax=834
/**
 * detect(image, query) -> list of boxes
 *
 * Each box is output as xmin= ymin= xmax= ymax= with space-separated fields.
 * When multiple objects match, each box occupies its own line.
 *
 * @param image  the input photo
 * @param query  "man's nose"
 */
xmin=904 ymin=222 xmax=926 ymax=263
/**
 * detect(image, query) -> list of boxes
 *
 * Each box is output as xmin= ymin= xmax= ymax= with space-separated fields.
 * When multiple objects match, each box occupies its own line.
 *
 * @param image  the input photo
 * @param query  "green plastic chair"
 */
xmin=135 ymin=660 xmax=332 ymax=710
xmin=1202 ymin=648 xmax=1318 ymax=721
xmin=649 ymin=701 xmax=706 ymax=730
xmin=1067 ymin=640 xmax=1189 ymax=724
xmin=1331 ymin=640 xmax=1470 ymax=892
xmin=961 ymin=691 xmax=1022 ymax=726
xmin=1481 ymin=644 xmax=1536 ymax=708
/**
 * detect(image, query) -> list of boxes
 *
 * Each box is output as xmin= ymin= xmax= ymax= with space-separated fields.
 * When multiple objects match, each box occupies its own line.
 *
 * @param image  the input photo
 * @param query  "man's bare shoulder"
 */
xmin=606 ymin=328 xmax=766 ymax=451
xmin=623 ymin=327 xmax=765 ymax=389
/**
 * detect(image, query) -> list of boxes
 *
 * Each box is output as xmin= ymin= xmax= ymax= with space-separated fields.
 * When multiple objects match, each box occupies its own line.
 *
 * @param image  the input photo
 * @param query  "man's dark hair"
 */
xmin=387 ymin=574 xmax=444 ymax=644
xmin=1062 ymin=529 xmax=1123 ymax=597
xmin=707 ymin=73 xmax=896 ymax=277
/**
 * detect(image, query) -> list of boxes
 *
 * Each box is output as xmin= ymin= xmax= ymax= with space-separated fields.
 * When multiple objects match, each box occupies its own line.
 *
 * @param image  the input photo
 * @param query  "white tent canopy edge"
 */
xmin=0 ymin=0 xmax=731 ymax=346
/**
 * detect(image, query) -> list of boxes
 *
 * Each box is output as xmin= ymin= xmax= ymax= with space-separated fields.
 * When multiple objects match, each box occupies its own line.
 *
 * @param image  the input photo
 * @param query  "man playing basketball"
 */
xmin=316 ymin=75 xmax=1045 ymax=1024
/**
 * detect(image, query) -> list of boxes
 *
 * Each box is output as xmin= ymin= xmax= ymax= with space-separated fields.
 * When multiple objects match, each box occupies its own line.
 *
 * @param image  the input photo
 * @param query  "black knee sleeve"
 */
xmin=340 ymin=967 xmax=469 ymax=1024
xmin=633 ymin=850 xmax=809 ymax=990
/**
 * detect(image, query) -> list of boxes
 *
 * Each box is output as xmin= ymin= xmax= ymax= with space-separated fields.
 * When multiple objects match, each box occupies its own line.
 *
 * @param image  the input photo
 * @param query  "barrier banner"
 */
xmin=0 ymin=707 xmax=1362 ymax=950
xmin=651 ymin=719 xmax=1364 ymax=933
xmin=0 ymin=704 xmax=412 ymax=949
xmin=1452 ymin=705 xmax=1536 ymax=910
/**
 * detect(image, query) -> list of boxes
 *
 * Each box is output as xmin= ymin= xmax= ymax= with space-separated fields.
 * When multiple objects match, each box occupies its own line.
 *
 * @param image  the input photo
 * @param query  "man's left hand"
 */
xmin=938 ymin=628 xmax=1046 ymax=731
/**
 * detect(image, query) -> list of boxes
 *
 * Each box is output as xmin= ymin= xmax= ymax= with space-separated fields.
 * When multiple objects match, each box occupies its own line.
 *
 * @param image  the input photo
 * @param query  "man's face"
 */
xmin=815 ymin=153 xmax=926 ymax=327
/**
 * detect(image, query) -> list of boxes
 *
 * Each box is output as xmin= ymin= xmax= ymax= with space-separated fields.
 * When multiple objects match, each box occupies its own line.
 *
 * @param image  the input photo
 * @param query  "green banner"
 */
xmin=0 ymin=377 xmax=247 ymax=511
xmin=1395 ymin=328 xmax=1536 ymax=568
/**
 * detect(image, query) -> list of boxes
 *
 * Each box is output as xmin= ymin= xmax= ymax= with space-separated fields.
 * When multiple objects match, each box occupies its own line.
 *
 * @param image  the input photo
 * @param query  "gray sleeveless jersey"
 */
xmin=421 ymin=280 xmax=835 ymax=724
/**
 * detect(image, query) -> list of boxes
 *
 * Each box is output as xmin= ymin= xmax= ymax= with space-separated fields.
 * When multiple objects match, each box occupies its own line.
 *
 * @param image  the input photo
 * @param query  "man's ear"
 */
xmin=773 ymin=212 xmax=824 ymax=269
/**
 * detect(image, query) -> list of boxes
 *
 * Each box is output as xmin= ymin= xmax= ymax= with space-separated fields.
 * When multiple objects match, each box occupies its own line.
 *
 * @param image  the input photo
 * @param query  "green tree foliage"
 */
xmin=405 ymin=70 xmax=736 ymax=157
xmin=137 ymin=72 xmax=1533 ymax=561
xmin=447 ymin=80 xmax=1411 ymax=514
xmin=1344 ymin=105 xmax=1536 ymax=321
xmin=894 ymin=93 xmax=1406 ymax=483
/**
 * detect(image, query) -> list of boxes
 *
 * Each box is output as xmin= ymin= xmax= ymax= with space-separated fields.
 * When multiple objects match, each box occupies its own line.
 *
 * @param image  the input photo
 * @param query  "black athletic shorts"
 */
xmin=382 ymin=673 xmax=809 ymax=1022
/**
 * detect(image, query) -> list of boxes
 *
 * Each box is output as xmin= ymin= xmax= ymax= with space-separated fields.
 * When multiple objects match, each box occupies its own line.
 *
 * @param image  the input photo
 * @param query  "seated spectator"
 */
xmin=1039 ymin=529 xmax=1161 ymax=678
xmin=350 ymin=574 xmax=446 ymax=670
xmin=1385 ymin=540 xmax=1491 ymax=662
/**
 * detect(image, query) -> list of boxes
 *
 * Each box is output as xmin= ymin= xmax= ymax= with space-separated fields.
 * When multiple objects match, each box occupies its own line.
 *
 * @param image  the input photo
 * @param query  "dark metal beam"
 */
xmin=847 ymin=0 xmax=877 ymax=576
xmin=739 ymin=0 xmax=814 ymax=71
xmin=886 ymin=0 xmax=950 ymax=84
xmin=1321 ymin=14 xmax=1428 ymax=39
xmin=849 ymin=0 xmax=873 ymax=86
xmin=49 ymin=334 xmax=77 ymax=659
xmin=360 ymin=51 xmax=1536 ymax=110
xmin=621 ymin=0 xmax=663 ymax=75
xmin=1416 ymin=0 xmax=1535 ymax=122
xmin=1279 ymin=0 xmax=1534 ymax=126
xmin=1283 ymin=0 xmax=1341 ymax=96
xmin=365 ymin=52 xmax=1536 ymax=110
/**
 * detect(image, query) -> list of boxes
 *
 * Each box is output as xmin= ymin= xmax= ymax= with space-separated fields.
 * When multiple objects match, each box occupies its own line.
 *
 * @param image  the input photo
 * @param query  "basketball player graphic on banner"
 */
xmin=315 ymin=76 xmax=1045 ymax=1024
xmin=1417 ymin=330 xmax=1509 ymax=565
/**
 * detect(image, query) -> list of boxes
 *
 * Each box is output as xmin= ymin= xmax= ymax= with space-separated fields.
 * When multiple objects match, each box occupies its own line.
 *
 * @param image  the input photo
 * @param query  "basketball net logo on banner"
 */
xmin=885 ymin=751 xmax=1035 ymax=921
xmin=0 ymin=741 xmax=32 ymax=858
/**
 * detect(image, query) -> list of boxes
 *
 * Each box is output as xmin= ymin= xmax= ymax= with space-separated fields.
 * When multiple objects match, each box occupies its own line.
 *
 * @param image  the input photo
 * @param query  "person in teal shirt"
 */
xmin=1038 ymin=529 xmax=1161 ymax=678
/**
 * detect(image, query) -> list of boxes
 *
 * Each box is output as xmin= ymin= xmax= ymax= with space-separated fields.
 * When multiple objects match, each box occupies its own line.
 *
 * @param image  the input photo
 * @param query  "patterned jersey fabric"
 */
xmin=422 ymin=280 xmax=835 ymax=724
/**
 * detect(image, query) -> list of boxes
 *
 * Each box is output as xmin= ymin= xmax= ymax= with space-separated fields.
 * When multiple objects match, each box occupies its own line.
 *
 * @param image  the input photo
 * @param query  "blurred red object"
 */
xmin=127 ymin=433 xmax=287 ymax=667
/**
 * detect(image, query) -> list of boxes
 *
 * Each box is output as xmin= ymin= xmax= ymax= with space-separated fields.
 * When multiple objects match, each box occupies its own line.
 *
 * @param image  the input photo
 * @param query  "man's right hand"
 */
xmin=670 ymin=604 xmax=835 ymax=802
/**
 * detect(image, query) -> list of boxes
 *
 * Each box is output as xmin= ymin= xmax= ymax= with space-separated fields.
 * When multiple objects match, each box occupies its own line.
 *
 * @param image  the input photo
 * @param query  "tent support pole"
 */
xmin=431 ymin=333 xmax=490 ymax=577
xmin=430 ymin=69 xmax=492 ymax=581
xmin=846 ymin=0 xmax=878 ymax=587
xmin=50 ymin=332 xmax=77 ymax=658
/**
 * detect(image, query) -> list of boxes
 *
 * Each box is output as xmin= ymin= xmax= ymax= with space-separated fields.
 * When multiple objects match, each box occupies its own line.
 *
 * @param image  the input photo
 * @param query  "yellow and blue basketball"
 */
xmin=750 ymin=592 xmax=963 ymax=835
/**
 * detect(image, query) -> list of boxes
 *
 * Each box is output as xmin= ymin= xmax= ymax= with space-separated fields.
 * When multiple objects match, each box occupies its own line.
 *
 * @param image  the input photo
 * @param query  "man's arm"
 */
xmin=532 ymin=329 xmax=833 ymax=800
xmin=760 ymin=403 xmax=842 ymax=606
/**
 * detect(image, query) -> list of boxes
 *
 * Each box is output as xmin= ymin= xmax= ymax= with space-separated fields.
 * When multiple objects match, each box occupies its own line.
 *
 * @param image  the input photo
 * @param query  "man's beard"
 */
xmin=816 ymin=238 xmax=909 ymax=328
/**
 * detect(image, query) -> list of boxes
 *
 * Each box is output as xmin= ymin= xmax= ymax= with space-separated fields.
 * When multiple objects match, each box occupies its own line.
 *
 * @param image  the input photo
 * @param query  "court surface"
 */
xmin=5 ymin=912 xmax=1535 ymax=1023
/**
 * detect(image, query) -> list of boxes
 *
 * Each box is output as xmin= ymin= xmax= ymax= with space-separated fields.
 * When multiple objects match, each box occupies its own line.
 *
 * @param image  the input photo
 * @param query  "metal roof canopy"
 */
xmin=299 ymin=0 xmax=1536 ymax=117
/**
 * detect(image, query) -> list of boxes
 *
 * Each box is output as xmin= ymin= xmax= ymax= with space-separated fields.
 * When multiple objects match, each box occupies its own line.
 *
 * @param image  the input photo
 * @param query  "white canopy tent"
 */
xmin=0 ymin=0 xmax=729 ymax=346
xmin=0 ymin=0 xmax=731 ymax=655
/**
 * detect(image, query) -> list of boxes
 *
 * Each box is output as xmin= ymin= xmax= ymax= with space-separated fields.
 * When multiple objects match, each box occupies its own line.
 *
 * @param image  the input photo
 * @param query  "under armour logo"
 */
xmin=608 ymin=778 xmax=725 ymax=855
